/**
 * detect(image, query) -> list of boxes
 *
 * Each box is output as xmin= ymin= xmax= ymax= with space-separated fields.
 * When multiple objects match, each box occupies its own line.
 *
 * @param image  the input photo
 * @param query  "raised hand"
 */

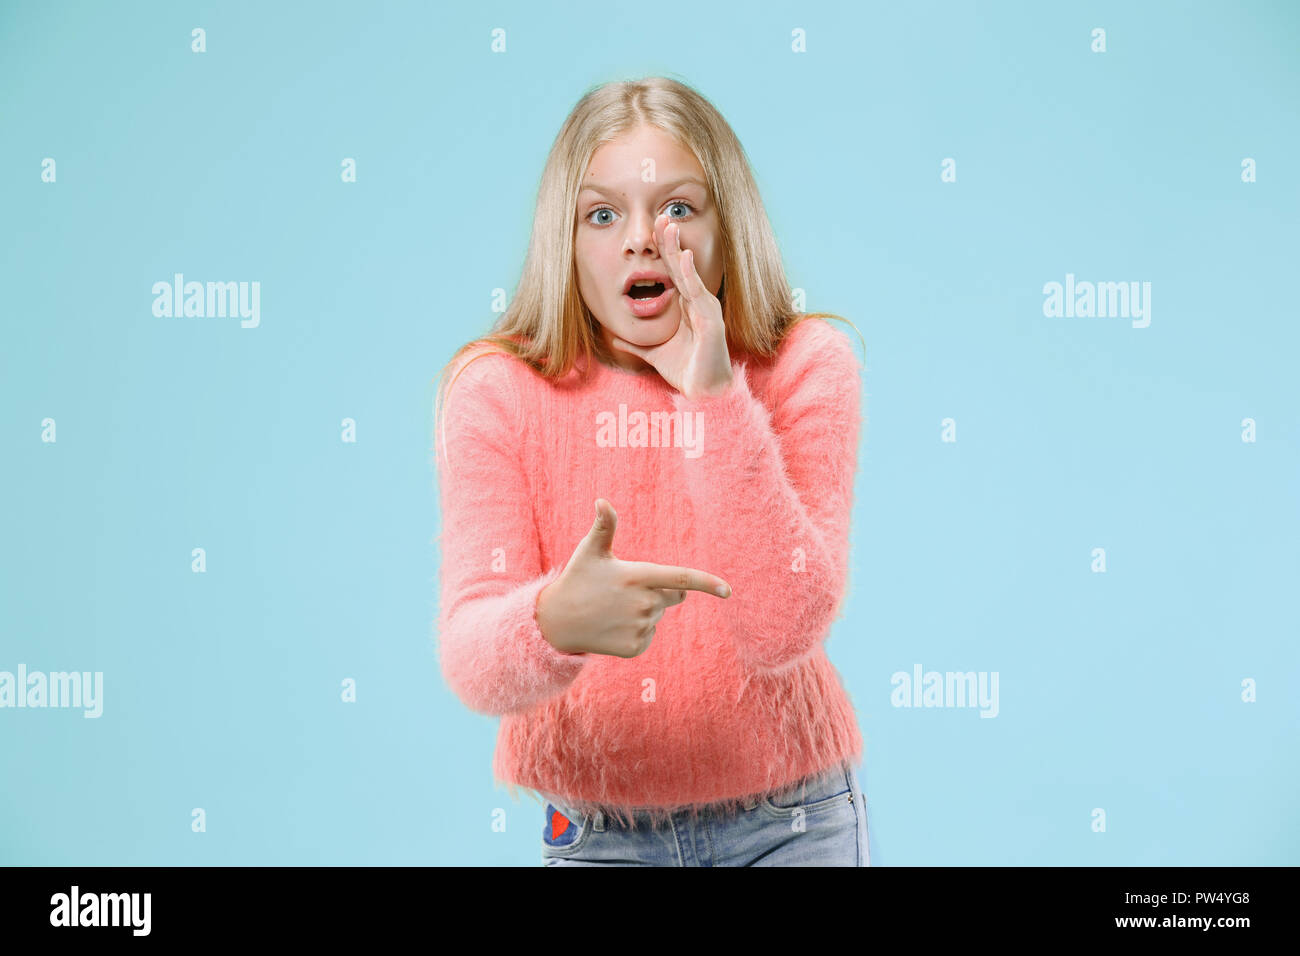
xmin=536 ymin=498 xmax=731 ymax=658
xmin=609 ymin=214 xmax=734 ymax=400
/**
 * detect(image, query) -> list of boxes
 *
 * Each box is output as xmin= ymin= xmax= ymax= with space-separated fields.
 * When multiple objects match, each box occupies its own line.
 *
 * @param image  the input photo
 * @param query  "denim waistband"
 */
xmin=538 ymin=759 xmax=852 ymax=831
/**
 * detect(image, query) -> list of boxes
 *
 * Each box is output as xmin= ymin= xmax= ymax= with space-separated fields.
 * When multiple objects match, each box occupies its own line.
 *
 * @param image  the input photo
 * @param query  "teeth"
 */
xmin=631 ymin=280 xmax=660 ymax=287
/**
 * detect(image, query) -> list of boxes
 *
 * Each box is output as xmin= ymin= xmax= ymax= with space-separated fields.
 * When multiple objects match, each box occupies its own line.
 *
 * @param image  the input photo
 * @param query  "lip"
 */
xmin=622 ymin=285 xmax=676 ymax=318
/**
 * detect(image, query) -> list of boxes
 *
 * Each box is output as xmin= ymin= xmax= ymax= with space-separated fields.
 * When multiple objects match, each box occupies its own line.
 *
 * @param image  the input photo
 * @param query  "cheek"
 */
xmin=575 ymin=237 xmax=613 ymax=291
xmin=690 ymin=234 xmax=724 ymax=284
xmin=573 ymin=243 xmax=598 ymax=294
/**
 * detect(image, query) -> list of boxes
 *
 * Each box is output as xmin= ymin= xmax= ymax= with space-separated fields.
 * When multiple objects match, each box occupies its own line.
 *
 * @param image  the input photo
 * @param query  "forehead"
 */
xmin=578 ymin=127 xmax=708 ymax=197
xmin=577 ymin=175 xmax=708 ymax=199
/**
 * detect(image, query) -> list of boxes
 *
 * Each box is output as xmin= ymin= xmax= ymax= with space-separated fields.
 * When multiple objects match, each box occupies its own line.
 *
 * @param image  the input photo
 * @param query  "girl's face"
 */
xmin=574 ymin=124 xmax=724 ymax=372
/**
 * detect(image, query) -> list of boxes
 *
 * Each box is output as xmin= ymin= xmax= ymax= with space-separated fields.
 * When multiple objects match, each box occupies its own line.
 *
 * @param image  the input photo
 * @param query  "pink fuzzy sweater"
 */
xmin=434 ymin=317 xmax=864 ymax=826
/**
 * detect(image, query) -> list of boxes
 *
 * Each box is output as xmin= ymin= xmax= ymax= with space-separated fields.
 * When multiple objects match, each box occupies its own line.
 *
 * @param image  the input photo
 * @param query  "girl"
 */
xmin=433 ymin=76 xmax=870 ymax=866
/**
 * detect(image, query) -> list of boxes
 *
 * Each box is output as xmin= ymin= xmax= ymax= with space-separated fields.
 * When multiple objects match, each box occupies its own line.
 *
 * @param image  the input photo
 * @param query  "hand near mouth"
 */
xmin=610 ymin=214 xmax=733 ymax=400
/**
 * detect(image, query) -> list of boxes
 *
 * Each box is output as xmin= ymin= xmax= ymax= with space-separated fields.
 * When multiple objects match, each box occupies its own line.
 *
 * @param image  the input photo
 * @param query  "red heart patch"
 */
xmin=550 ymin=810 xmax=571 ymax=842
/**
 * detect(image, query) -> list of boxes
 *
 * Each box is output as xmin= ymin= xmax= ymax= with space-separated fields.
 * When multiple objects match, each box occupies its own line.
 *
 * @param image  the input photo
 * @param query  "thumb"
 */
xmin=578 ymin=497 xmax=618 ymax=558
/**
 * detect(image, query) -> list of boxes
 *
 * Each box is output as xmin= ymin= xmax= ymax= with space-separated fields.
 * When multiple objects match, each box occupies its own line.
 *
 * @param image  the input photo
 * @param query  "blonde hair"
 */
xmin=434 ymin=73 xmax=864 ymax=456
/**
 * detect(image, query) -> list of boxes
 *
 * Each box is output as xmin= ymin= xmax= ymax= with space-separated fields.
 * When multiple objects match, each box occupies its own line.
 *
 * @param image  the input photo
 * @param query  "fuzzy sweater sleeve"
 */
xmin=433 ymin=351 xmax=587 ymax=715
xmin=669 ymin=319 xmax=863 ymax=672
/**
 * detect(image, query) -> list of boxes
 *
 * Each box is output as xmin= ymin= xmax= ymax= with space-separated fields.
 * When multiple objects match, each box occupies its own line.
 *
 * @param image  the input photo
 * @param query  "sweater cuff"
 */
xmin=669 ymin=362 xmax=769 ymax=449
xmin=669 ymin=362 xmax=756 ymax=416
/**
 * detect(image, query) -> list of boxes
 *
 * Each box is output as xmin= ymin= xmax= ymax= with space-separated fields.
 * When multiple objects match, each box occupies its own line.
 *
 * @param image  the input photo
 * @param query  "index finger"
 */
xmin=656 ymin=216 xmax=695 ymax=307
xmin=624 ymin=560 xmax=731 ymax=598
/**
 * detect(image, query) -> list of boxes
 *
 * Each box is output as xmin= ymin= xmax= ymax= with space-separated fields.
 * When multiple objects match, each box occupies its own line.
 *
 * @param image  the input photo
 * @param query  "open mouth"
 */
xmin=627 ymin=282 xmax=667 ymax=300
xmin=621 ymin=279 xmax=677 ymax=318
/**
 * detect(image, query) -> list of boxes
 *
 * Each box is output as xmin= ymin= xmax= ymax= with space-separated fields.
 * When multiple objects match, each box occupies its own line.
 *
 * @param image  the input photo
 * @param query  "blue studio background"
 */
xmin=1 ymin=0 xmax=1296 ymax=866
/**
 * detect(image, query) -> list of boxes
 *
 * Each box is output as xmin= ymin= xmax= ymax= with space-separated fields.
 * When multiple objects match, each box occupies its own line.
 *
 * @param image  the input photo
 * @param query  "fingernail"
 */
xmin=717 ymin=584 xmax=731 ymax=598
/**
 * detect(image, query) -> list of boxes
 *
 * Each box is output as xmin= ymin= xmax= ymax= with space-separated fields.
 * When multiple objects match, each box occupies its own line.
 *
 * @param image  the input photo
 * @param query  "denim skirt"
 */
xmin=540 ymin=760 xmax=869 ymax=866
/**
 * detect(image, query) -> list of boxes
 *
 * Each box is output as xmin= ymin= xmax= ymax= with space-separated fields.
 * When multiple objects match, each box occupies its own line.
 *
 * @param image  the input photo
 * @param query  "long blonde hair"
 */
xmin=433 ymin=74 xmax=864 ymax=446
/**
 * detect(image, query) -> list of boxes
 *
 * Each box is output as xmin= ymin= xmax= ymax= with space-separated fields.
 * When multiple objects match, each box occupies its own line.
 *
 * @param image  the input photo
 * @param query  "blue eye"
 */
xmin=585 ymin=200 xmax=695 ymax=226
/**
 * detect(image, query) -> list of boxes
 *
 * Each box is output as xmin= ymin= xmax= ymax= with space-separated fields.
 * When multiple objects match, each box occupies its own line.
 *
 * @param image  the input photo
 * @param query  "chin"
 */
xmin=621 ymin=313 xmax=679 ymax=345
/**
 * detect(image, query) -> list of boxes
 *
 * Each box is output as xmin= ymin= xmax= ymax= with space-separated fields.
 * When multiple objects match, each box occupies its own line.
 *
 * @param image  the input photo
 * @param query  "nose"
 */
xmin=624 ymin=212 xmax=666 ymax=256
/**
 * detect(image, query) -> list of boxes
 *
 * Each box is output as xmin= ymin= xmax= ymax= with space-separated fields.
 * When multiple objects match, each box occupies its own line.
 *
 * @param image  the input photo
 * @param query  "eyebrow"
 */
xmin=578 ymin=177 xmax=708 ymax=198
